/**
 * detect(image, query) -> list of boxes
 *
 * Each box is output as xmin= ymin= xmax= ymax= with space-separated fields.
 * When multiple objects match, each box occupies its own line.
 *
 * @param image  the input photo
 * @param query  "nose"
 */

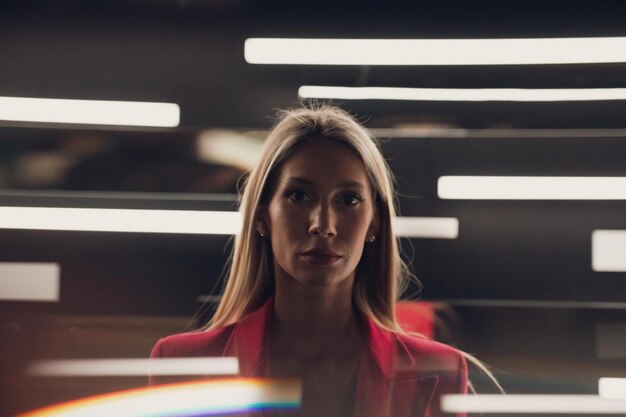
xmin=307 ymin=202 xmax=337 ymax=238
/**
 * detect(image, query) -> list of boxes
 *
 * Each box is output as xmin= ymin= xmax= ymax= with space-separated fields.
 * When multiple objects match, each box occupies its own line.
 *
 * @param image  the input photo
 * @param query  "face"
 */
xmin=259 ymin=139 xmax=379 ymax=289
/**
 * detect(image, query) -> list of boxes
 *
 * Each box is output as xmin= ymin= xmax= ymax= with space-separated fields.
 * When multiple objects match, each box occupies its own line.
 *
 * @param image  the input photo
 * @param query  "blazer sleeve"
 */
xmin=148 ymin=338 xmax=165 ymax=385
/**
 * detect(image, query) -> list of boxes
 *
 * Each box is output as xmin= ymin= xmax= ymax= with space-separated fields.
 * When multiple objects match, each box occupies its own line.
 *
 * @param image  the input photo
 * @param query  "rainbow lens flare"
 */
xmin=17 ymin=378 xmax=302 ymax=417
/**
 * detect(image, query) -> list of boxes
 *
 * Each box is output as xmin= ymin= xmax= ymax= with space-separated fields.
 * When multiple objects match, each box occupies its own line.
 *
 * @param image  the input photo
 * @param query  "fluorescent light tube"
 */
xmin=599 ymin=378 xmax=626 ymax=400
xmin=438 ymin=176 xmax=626 ymax=200
xmin=592 ymin=230 xmax=626 ymax=272
xmin=393 ymin=217 xmax=458 ymax=238
xmin=442 ymin=394 xmax=626 ymax=414
xmin=0 ymin=207 xmax=456 ymax=238
xmin=299 ymin=86 xmax=626 ymax=102
xmin=28 ymin=358 xmax=239 ymax=377
xmin=0 ymin=262 xmax=60 ymax=302
xmin=0 ymin=96 xmax=180 ymax=127
xmin=0 ymin=207 xmax=241 ymax=234
xmin=245 ymin=37 xmax=626 ymax=66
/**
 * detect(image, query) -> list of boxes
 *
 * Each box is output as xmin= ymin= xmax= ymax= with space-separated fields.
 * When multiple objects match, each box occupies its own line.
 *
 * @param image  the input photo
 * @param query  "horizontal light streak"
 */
xmin=0 ymin=207 xmax=241 ymax=234
xmin=592 ymin=230 xmax=626 ymax=272
xmin=438 ymin=176 xmax=626 ymax=200
xmin=17 ymin=378 xmax=301 ymax=417
xmin=392 ymin=216 xmax=458 ymax=238
xmin=299 ymin=86 xmax=626 ymax=102
xmin=245 ymin=37 xmax=626 ymax=65
xmin=441 ymin=394 xmax=626 ymax=414
xmin=0 ymin=207 xmax=455 ymax=238
xmin=0 ymin=96 xmax=179 ymax=127
xmin=600 ymin=378 xmax=626 ymax=400
xmin=28 ymin=358 xmax=239 ymax=377
xmin=368 ymin=127 xmax=626 ymax=139
xmin=0 ymin=263 xmax=60 ymax=302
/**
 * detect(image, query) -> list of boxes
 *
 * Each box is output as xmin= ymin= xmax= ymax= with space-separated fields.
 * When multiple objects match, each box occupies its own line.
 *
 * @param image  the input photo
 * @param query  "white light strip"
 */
xmin=600 ymin=378 xmax=626 ymax=400
xmin=0 ymin=263 xmax=60 ymax=302
xmin=245 ymin=37 xmax=626 ymax=66
xmin=392 ymin=217 xmax=458 ymax=238
xmin=0 ymin=207 xmax=241 ymax=234
xmin=442 ymin=394 xmax=626 ymax=414
xmin=0 ymin=207 xmax=456 ymax=238
xmin=299 ymin=86 xmax=626 ymax=102
xmin=28 ymin=358 xmax=239 ymax=377
xmin=368 ymin=127 xmax=626 ymax=139
xmin=0 ymin=96 xmax=180 ymax=127
xmin=438 ymin=176 xmax=626 ymax=200
xmin=592 ymin=230 xmax=626 ymax=272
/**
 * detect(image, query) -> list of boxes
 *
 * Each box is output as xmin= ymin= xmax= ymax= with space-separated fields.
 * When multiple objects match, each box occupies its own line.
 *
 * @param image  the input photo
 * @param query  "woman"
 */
xmin=151 ymin=105 xmax=468 ymax=417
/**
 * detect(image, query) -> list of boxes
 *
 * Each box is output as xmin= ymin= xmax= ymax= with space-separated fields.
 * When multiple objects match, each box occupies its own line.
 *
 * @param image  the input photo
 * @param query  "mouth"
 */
xmin=300 ymin=250 xmax=342 ymax=266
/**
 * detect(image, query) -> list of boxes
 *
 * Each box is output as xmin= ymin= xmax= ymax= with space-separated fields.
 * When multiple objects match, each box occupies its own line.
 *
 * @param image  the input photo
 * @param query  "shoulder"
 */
xmin=150 ymin=324 xmax=236 ymax=358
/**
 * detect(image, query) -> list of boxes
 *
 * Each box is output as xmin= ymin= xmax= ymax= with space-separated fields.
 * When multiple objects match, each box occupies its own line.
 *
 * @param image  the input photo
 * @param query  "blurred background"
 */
xmin=1 ymin=1 xmax=625 ymax=416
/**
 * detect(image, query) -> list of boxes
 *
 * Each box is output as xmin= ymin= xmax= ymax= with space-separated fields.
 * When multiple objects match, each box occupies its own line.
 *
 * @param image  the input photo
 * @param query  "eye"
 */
xmin=342 ymin=193 xmax=363 ymax=206
xmin=287 ymin=190 xmax=311 ymax=203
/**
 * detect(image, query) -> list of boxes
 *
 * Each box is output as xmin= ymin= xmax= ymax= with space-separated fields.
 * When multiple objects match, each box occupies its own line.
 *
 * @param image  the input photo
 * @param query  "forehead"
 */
xmin=277 ymin=139 xmax=371 ymax=186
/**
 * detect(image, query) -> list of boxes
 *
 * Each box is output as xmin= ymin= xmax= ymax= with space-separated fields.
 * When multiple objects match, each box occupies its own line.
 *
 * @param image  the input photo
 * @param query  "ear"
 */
xmin=255 ymin=205 xmax=270 ymax=235
xmin=367 ymin=209 xmax=380 ymax=238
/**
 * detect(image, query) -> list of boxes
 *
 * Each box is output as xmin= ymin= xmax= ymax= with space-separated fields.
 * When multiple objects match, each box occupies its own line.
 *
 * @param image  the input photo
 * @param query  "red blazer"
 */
xmin=150 ymin=299 xmax=467 ymax=417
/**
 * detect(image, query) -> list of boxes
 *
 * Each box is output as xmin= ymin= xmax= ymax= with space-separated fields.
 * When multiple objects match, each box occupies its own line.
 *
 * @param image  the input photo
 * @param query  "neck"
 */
xmin=272 ymin=274 xmax=361 ymax=359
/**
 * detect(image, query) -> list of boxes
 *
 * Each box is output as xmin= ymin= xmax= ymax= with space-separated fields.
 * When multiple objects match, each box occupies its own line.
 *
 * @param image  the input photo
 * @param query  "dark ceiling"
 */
xmin=2 ymin=0 xmax=626 ymax=129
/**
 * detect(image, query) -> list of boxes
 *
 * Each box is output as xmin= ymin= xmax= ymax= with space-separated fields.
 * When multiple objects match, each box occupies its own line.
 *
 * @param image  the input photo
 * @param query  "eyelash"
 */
xmin=285 ymin=190 xmax=364 ymax=206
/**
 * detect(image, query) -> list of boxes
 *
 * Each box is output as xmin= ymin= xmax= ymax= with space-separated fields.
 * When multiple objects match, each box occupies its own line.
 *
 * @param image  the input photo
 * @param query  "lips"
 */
xmin=300 ymin=249 xmax=342 ymax=265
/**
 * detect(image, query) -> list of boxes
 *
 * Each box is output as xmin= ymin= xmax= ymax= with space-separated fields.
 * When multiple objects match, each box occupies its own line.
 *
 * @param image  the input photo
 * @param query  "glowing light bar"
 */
xmin=17 ymin=378 xmax=301 ymax=417
xmin=592 ymin=230 xmax=626 ymax=272
xmin=0 ymin=207 xmax=457 ymax=238
xmin=299 ymin=86 xmax=626 ymax=102
xmin=245 ymin=37 xmax=626 ymax=66
xmin=438 ymin=176 xmax=626 ymax=200
xmin=393 ymin=217 xmax=458 ymax=238
xmin=441 ymin=394 xmax=626 ymax=414
xmin=0 ymin=96 xmax=180 ymax=127
xmin=600 ymin=378 xmax=626 ymax=400
xmin=0 ymin=263 xmax=60 ymax=302
xmin=0 ymin=207 xmax=241 ymax=234
xmin=28 ymin=358 xmax=239 ymax=377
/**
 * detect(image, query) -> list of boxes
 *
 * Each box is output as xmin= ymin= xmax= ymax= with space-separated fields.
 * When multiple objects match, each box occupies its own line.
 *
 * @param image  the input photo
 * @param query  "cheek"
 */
xmin=268 ymin=204 xmax=304 ymax=240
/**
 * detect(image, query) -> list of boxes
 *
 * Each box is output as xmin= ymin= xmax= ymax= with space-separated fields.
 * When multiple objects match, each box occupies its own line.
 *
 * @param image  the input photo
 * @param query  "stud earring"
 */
xmin=258 ymin=229 xmax=267 ymax=237
xmin=366 ymin=235 xmax=376 ymax=243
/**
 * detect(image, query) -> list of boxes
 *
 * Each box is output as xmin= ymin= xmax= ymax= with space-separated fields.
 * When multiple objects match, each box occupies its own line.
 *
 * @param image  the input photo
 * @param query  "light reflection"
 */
xmin=299 ymin=86 xmax=626 ymax=102
xmin=599 ymin=378 xmax=626 ymax=400
xmin=438 ymin=176 xmax=626 ymax=200
xmin=245 ymin=37 xmax=626 ymax=66
xmin=0 ymin=262 xmax=60 ymax=302
xmin=0 ymin=96 xmax=180 ymax=127
xmin=17 ymin=378 xmax=301 ymax=417
xmin=28 ymin=358 xmax=239 ymax=377
xmin=592 ymin=230 xmax=626 ymax=272
xmin=441 ymin=394 xmax=626 ymax=414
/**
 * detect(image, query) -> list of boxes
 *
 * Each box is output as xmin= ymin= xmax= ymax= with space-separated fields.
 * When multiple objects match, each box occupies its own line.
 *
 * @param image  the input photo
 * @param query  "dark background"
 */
xmin=1 ymin=1 xmax=625 ymax=416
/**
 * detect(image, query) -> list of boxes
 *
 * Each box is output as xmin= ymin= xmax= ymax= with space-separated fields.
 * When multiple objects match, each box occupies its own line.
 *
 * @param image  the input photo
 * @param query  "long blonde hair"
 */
xmin=208 ymin=104 xmax=414 ymax=331
xmin=206 ymin=104 xmax=503 ymax=392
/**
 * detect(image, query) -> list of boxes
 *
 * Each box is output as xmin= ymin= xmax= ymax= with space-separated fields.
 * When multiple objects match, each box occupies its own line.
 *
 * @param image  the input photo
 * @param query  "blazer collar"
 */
xmin=222 ymin=298 xmax=273 ymax=376
xmin=222 ymin=298 xmax=438 ymax=417
xmin=223 ymin=297 xmax=405 ymax=380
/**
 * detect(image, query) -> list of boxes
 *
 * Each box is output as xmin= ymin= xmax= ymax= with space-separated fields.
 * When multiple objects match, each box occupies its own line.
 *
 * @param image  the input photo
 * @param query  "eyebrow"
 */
xmin=285 ymin=176 xmax=366 ymax=190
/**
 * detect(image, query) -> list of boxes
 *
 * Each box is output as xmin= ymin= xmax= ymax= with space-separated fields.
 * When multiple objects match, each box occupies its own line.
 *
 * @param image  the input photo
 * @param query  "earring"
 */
xmin=366 ymin=235 xmax=376 ymax=243
xmin=258 ymin=229 xmax=267 ymax=237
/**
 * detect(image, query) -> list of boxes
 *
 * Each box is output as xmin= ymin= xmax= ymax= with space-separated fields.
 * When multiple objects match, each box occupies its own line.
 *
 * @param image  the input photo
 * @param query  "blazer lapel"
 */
xmin=354 ymin=316 xmax=440 ymax=417
xmin=222 ymin=298 xmax=273 ymax=377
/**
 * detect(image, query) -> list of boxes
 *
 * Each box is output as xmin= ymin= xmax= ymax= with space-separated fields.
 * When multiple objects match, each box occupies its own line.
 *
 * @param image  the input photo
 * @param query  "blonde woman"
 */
xmin=151 ymin=105 xmax=469 ymax=417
